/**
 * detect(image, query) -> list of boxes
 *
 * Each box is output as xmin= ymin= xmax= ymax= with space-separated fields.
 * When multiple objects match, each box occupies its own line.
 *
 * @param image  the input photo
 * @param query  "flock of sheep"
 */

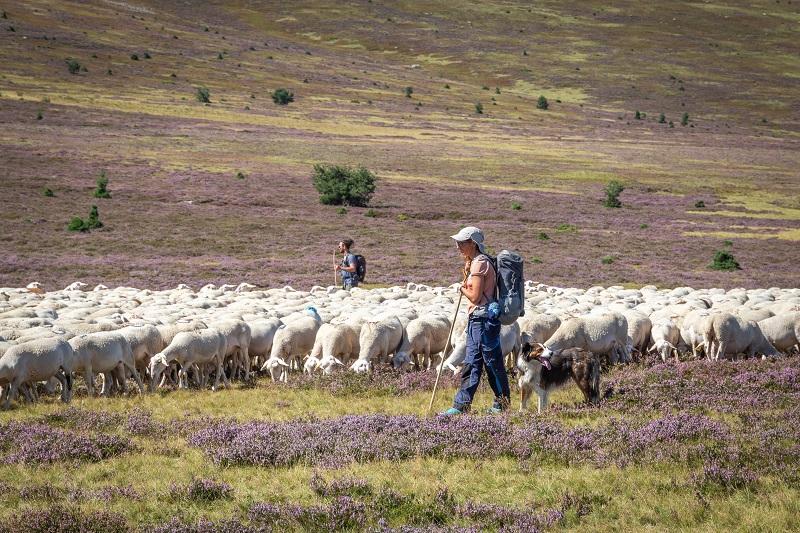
xmin=0 ymin=280 xmax=798 ymax=412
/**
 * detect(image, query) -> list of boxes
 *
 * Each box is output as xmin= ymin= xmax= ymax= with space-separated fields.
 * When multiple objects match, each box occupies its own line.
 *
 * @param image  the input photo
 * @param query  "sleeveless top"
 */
xmin=466 ymin=254 xmax=496 ymax=314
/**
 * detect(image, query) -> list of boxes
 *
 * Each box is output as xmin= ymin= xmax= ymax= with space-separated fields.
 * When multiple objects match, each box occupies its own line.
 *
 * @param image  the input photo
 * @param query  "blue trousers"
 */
xmin=453 ymin=315 xmax=511 ymax=411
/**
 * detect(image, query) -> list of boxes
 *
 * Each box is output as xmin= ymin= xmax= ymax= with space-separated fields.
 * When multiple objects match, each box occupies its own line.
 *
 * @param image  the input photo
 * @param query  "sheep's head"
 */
xmin=392 ymin=351 xmax=412 ymax=371
xmin=149 ymin=354 xmax=169 ymax=389
xmin=262 ymin=357 xmax=290 ymax=381
xmin=350 ymin=359 xmax=371 ymax=373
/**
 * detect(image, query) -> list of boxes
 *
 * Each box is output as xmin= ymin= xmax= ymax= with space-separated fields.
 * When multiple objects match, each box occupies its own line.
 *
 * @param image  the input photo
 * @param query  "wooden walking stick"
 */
xmin=333 ymin=250 xmax=337 ymax=286
xmin=427 ymin=289 xmax=463 ymax=415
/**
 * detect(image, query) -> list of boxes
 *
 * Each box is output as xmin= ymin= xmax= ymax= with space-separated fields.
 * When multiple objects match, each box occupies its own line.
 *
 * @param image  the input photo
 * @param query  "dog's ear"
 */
xmin=521 ymin=342 xmax=534 ymax=361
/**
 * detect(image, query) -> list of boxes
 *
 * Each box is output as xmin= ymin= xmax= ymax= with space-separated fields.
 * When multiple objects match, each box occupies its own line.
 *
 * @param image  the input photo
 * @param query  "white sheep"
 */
xmin=248 ymin=318 xmax=283 ymax=371
xmin=540 ymin=312 xmax=630 ymax=364
xmin=69 ymin=332 xmax=145 ymax=396
xmin=149 ymin=329 xmax=230 ymax=390
xmin=648 ymin=319 xmax=682 ymax=363
xmin=442 ymin=321 xmax=521 ymax=374
xmin=0 ymin=337 xmax=74 ymax=408
xmin=704 ymin=313 xmax=781 ymax=360
xmin=351 ymin=316 xmax=405 ymax=373
xmin=261 ymin=307 xmax=322 ymax=382
xmin=317 ymin=318 xmax=364 ymax=374
xmin=757 ymin=312 xmax=800 ymax=354
xmin=393 ymin=315 xmax=451 ymax=370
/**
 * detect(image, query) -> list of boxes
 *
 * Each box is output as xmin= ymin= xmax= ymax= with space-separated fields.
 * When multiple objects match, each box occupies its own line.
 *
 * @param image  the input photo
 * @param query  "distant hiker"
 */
xmin=335 ymin=239 xmax=359 ymax=290
xmin=443 ymin=226 xmax=511 ymax=415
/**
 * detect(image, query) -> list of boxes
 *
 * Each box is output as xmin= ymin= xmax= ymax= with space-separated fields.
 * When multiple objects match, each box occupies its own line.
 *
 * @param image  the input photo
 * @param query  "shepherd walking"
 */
xmin=443 ymin=226 xmax=511 ymax=415
xmin=334 ymin=238 xmax=359 ymax=290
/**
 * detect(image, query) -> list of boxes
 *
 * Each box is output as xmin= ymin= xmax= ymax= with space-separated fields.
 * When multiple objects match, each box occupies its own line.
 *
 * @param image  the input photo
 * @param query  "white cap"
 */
xmin=450 ymin=226 xmax=486 ymax=254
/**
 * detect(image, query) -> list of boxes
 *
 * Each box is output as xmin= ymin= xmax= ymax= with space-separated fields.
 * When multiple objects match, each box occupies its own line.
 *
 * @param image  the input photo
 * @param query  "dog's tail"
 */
xmin=588 ymin=357 xmax=601 ymax=405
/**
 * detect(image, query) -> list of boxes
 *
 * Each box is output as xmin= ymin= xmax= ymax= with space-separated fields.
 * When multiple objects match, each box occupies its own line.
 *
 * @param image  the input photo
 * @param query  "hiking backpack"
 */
xmin=353 ymin=254 xmax=367 ymax=283
xmin=487 ymin=250 xmax=525 ymax=325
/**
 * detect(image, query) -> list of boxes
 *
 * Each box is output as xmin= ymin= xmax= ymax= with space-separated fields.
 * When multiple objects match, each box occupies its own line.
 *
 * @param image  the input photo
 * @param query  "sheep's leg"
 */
xmin=56 ymin=370 xmax=70 ymax=403
xmin=85 ymin=367 xmax=95 ymax=396
xmin=241 ymin=346 xmax=251 ymax=381
xmin=21 ymin=383 xmax=35 ymax=403
xmin=715 ymin=341 xmax=726 ymax=362
xmin=124 ymin=361 xmax=144 ymax=394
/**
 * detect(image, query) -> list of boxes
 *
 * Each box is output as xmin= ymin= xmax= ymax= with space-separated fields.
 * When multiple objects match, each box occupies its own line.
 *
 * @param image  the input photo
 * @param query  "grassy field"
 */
xmin=0 ymin=359 xmax=798 ymax=531
xmin=0 ymin=0 xmax=798 ymax=290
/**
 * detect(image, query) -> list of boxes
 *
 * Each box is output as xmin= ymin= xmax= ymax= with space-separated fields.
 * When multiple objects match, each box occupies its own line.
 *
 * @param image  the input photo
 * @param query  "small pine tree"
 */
xmin=475 ymin=102 xmax=483 ymax=114
xmin=603 ymin=180 xmax=624 ymax=208
xmin=236 ymin=171 xmax=246 ymax=179
xmin=86 ymin=205 xmax=102 ymax=229
xmin=511 ymin=201 xmax=522 ymax=210
xmin=634 ymin=110 xmax=642 ymax=120
xmin=404 ymin=86 xmax=413 ymax=98
xmin=681 ymin=112 xmax=689 ymax=126
xmin=694 ymin=200 xmax=705 ymax=208
xmin=312 ymin=164 xmax=376 ymax=206
xmin=271 ymin=88 xmax=294 ymax=105
xmin=93 ymin=171 xmax=111 ymax=199
xmin=36 ymin=110 xmax=43 ymax=120
xmin=537 ymin=95 xmax=549 ymax=110
xmin=66 ymin=59 xmax=81 ymax=74
xmin=196 ymin=86 xmax=210 ymax=103
xmin=131 ymin=53 xmax=139 ymax=60
xmin=43 ymin=187 xmax=54 ymax=197
xmin=658 ymin=113 xmax=666 ymax=124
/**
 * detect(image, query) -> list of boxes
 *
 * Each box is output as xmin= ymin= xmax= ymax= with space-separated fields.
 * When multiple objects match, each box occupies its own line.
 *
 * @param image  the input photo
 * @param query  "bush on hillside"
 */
xmin=603 ymin=180 xmax=624 ymax=208
xmin=710 ymin=250 xmax=741 ymax=271
xmin=312 ymin=164 xmax=376 ymax=207
xmin=68 ymin=205 xmax=103 ymax=232
xmin=196 ymin=86 xmax=210 ymax=103
xmin=272 ymin=88 xmax=294 ymax=105
xmin=93 ymin=171 xmax=111 ymax=199
xmin=537 ymin=95 xmax=549 ymax=110
xmin=66 ymin=59 xmax=81 ymax=74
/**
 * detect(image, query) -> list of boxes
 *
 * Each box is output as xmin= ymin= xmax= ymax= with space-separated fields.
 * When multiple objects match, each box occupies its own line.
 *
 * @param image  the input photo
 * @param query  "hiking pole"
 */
xmin=427 ymin=289 xmax=463 ymax=416
xmin=333 ymin=250 xmax=337 ymax=287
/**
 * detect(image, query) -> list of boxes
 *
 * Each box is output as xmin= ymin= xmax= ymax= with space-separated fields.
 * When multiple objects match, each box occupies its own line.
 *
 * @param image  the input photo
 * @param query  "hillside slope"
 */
xmin=1 ymin=0 xmax=798 ymax=289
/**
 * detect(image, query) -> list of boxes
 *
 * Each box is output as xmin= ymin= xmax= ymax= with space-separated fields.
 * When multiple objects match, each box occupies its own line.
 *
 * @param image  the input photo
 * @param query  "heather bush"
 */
xmin=196 ymin=86 xmax=210 ymax=103
xmin=537 ymin=95 xmax=549 ymax=110
xmin=271 ymin=88 xmax=294 ymax=105
xmin=603 ymin=180 xmax=624 ymax=208
xmin=94 ymin=171 xmax=111 ymax=198
xmin=2 ymin=506 xmax=130 ymax=533
xmin=0 ymin=421 xmax=130 ymax=464
xmin=312 ymin=164 xmax=376 ymax=206
xmin=709 ymin=250 xmax=740 ymax=271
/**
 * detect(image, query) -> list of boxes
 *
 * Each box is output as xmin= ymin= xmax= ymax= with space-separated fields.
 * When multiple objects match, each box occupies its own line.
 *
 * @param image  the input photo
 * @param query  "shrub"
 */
xmin=365 ymin=209 xmax=377 ymax=218
xmin=475 ymin=102 xmax=483 ymax=114
xmin=337 ymin=207 xmax=347 ymax=215
xmin=669 ymin=121 xmax=674 ymax=128
xmin=36 ymin=110 xmax=42 ymax=120
xmin=272 ymin=88 xmax=294 ymax=105
xmin=236 ymin=171 xmax=246 ymax=180
xmin=397 ymin=213 xmax=409 ymax=222
xmin=43 ymin=187 xmax=54 ymax=197
xmin=658 ymin=113 xmax=666 ymax=124
xmin=694 ymin=200 xmax=705 ymax=208
xmin=130 ymin=53 xmax=139 ymax=60
xmin=444 ymin=84 xmax=450 ymax=89
xmin=94 ymin=171 xmax=111 ymax=199
xmin=537 ymin=95 xmax=549 ymax=110
xmin=196 ymin=86 xmax=210 ymax=103
xmin=404 ymin=86 xmax=413 ymax=98
xmin=722 ymin=240 xmax=733 ymax=247
xmin=709 ymin=250 xmax=741 ymax=271
xmin=634 ymin=110 xmax=642 ymax=120
xmin=603 ymin=180 xmax=624 ymax=208
xmin=217 ymin=52 xmax=223 ymax=60
xmin=531 ymin=257 xmax=543 ymax=264
xmin=66 ymin=58 xmax=81 ymax=74
xmin=312 ymin=164 xmax=376 ymax=206
xmin=171 ymin=478 xmax=233 ymax=502
xmin=537 ymin=232 xmax=549 ymax=240
xmin=143 ymin=52 xmax=151 ymax=59
xmin=640 ymin=223 xmax=649 ymax=229
xmin=511 ymin=201 xmax=522 ymax=210
xmin=556 ymin=223 xmax=577 ymax=233
xmin=681 ymin=112 xmax=689 ymax=126
xmin=601 ymin=255 xmax=614 ymax=265
xmin=68 ymin=206 xmax=102 ymax=232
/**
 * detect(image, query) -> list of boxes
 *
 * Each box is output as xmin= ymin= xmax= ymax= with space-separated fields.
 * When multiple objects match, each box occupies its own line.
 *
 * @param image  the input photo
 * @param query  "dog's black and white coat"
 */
xmin=516 ymin=342 xmax=601 ymax=413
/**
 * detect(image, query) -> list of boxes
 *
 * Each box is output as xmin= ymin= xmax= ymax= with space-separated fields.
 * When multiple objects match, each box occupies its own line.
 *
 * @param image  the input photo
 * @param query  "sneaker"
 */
xmin=440 ymin=407 xmax=463 ymax=416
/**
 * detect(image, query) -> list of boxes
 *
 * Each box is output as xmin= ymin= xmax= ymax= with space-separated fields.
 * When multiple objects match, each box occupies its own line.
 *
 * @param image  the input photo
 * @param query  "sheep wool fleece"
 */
xmin=452 ymin=315 xmax=511 ymax=412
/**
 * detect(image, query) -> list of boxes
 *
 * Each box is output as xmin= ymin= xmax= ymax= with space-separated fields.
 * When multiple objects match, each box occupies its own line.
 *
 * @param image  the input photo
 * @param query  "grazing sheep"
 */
xmin=304 ymin=323 xmax=335 ymax=374
xmin=118 ymin=324 xmax=163 ymax=387
xmin=680 ymin=309 xmax=714 ymax=358
xmin=351 ymin=316 xmax=405 ymax=373
xmin=69 ymin=332 xmax=144 ymax=396
xmin=317 ymin=318 xmax=364 ymax=374
xmin=248 ymin=318 xmax=283 ymax=370
xmin=212 ymin=319 xmax=252 ymax=381
xmin=540 ymin=312 xmax=630 ymax=364
xmin=149 ymin=329 xmax=229 ymax=391
xmin=0 ymin=338 xmax=74 ymax=408
xmin=757 ymin=313 xmax=800 ymax=354
xmin=704 ymin=313 xmax=781 ymax=360
xmin=442 ymin=321 xmax=521 ymax=374
xmin=518 ymin=313 xmax=561 ymax=347
xmin=649 ymin=319 xmax=682 ymax=363
xmin=622 ymin=310 xmax=652 ymax=358
xmin=393 ymin=315 xmax=451 ymax=370
xmin=261 ymin=307 xmax=322 ymax=382
xmin=517 ymin=342 xmax=600 ymax=413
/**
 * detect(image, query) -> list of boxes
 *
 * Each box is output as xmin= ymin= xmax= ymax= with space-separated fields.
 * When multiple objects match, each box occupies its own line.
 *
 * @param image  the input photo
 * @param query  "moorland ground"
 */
xmin=0 ymin=0 xmax=799 ymax=290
